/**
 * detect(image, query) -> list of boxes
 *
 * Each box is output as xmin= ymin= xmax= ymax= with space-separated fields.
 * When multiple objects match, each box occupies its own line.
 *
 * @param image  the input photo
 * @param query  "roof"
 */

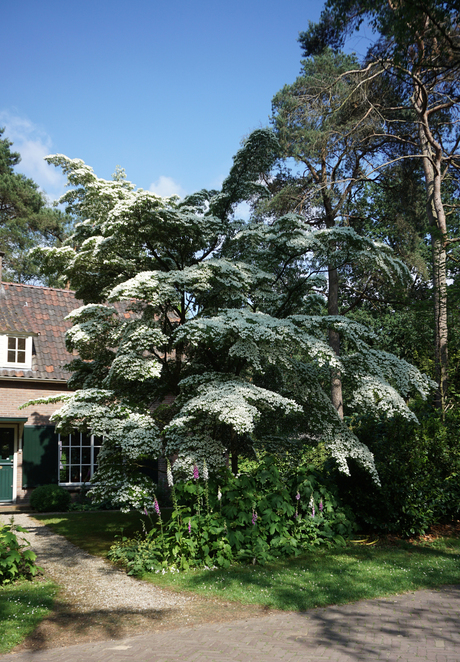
xmin=0 ymin=281 xmax=83 ymax=381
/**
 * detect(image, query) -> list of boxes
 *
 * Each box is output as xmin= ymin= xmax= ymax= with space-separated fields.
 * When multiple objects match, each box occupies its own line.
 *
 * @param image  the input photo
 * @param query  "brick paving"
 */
xmin=2 ymin=584 xmax=460 ymax=661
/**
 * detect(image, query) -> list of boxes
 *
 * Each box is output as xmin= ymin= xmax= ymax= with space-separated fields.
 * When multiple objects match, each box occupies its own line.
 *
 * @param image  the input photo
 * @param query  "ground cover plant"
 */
xmin=0 ymin=521 xmax=57 ymax=654
xmin=143 ymin=536 xmax=460 ymax=611
xmin=107 ymin=456 xmax=356 ymax=572
xmin=0 ymin=522 xmax=40 ymax=584
xmin=0 ymin=580 xmax=57 ymax=654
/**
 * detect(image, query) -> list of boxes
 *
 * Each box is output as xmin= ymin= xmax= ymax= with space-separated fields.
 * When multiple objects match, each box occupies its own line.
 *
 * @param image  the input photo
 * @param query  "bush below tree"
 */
xmin=331 ymin=405 xmax=460 ymax=537
xmin=108 ymin=456 xmax=356 ymax=572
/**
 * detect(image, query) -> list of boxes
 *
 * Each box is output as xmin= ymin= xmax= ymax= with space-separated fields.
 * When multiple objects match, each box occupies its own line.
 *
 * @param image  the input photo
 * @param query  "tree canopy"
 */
xmin=32 ymin=138 xmax=434 ymax=511
xmin=0 ymin=128 xmax=70 ymax=284
xmin=298 ymin=0 xmax=460 ymax=411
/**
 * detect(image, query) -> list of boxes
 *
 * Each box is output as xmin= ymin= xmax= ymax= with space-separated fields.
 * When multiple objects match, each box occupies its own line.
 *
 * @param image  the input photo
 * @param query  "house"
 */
xmin=0 ymin=253 xmax=87 ymax=503
xmin=0 ymin=252 xmax=165 ymax=505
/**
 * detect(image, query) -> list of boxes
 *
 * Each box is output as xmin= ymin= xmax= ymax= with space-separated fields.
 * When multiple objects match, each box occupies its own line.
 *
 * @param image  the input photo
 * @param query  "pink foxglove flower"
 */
xmin=311 ymin=506 xmax=315 ymax=518
xmin=252 ymin=510 xmax=258 ymax=525
xmin=296 ymin=492 xmax=300 ymax=501
xmin=144 ymin=507 xmax=149 ymax=517
xmin=154 ymin=498 xmax=160 ymax=516
xmin=193 ymin=464 xmax=199 ymax=480
xmin=188 ymin=519 xmax=192 ymax=534
xmin=319 ymin=499 xmax=323 ymax=513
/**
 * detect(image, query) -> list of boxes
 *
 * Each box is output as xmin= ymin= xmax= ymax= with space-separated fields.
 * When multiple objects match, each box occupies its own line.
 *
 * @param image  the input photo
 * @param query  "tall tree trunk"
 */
xmin=323 ymin=179 xmax=344 ymax=420
xmin=415 ymin=96 xmax=449 ymax=411
xmin=328 ymin=264 xmax=343 ymax=419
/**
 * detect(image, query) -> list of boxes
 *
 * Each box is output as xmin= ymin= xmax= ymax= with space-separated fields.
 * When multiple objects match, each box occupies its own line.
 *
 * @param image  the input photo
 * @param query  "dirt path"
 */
xmin=0 ymin=513 xmax=272 ymax=652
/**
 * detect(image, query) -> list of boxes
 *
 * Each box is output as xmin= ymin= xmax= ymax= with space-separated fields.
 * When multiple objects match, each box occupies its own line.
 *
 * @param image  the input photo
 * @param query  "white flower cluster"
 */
xmin=174 ymin=309 xmax=341 ymax=373
xmin=37 ymin=149 xmax=437 ymax=499
xmin=88 ymin=468 xmax=157 ymax=513
xmin=49 ymin=389 xmax=162 ymax=459
xmin=168 ymin=376 xmax=301 ymax=436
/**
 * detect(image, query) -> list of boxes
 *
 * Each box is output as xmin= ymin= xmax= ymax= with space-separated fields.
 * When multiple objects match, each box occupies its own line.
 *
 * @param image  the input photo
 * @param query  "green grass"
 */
xmin=142 ymin=537 xmax=460 ymax=611
xmin=0 ymin=580 xmax=57 ymax=654
xmin=33 ymin=510 xmax=170 ymax=556
xmin=33 ymin=512 xmax=460 ymax=612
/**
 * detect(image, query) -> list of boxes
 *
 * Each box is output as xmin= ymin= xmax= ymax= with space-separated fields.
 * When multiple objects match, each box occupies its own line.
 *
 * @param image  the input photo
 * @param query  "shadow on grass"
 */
xmin=0 ymin=581 xmax=57 ymax=655
xmin=160 ymin=541 xmax=460 ymax=613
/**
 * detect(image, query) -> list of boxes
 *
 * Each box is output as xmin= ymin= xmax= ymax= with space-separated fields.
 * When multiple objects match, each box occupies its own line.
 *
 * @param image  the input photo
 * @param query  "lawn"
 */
xmin=33 ymin=510 xmax=168 ymax=556
xmin=34 ymin=511 xmax=460 ymax=612
xmin=143 ymin=536 xmax=460 ymax=611
xmin=0 ymin=580 xmax=57 ymax=654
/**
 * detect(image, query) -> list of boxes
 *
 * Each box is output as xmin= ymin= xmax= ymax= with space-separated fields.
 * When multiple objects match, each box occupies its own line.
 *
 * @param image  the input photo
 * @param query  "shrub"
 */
xmin=68 ymin=484 xmax=114 ymax=511
xmin=0 ymin=522 xmax=40 ymax=584
xmin=108 ymin=456 xmax=356 ymax=573
xmin=30 ymin=484 xmax=71 ymax=513
xmin=332 ymin=405 xmax=460 ymax=537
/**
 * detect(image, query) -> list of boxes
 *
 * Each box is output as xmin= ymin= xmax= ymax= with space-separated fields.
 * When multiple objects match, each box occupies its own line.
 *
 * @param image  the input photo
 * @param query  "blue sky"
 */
xmin=2 ymin=0 xmax=372 ymax=202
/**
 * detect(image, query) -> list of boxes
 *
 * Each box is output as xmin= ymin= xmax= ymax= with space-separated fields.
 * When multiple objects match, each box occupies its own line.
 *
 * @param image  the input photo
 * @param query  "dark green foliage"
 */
xmin=333 ymin=407 xmax=460 ymax=536
xmin=108 ymin=457 xmax=356 ymax=573
xmin=0 ymin=127 xmax=70 ymax=284
xmin=298 ymin=0 xmax=460 ymax=64
xmin=0 ymin=523 xmax=40 ymax=584
xmin=30 ymin=484 xmax=71 ymax=512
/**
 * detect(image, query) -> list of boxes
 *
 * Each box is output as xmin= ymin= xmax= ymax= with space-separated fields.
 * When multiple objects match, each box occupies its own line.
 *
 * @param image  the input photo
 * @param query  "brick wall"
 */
xmin=0 ymin=379 xmax=71 ymax=425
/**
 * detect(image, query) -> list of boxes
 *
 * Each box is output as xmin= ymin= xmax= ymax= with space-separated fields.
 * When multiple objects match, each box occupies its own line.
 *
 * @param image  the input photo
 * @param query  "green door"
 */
xmin=0 ymin=428 xmax=14 ymax=501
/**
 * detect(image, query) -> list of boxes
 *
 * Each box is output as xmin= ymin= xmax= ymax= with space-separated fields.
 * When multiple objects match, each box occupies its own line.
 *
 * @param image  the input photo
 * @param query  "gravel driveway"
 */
xmin=0 ymin=513 xmax=189 ymax=613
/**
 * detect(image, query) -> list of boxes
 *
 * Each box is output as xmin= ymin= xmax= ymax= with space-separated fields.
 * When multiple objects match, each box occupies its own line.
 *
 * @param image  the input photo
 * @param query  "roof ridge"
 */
xmin=0 ymin=281 xmax=76 ymax=294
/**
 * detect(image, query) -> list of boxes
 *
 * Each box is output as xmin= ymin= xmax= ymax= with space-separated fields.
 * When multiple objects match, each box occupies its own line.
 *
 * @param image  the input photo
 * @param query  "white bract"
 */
xmin=29 ymin=137 xmax=435 ymax=509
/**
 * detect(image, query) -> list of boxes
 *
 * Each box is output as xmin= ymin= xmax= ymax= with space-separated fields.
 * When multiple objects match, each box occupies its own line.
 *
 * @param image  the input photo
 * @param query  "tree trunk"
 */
xmin=328 ymin=264 xmax=344 ymax=419
xmin=415 ymin=98 xmax=449 ymax=411
xmin=324 ymin=181 xmax=344 ymax=420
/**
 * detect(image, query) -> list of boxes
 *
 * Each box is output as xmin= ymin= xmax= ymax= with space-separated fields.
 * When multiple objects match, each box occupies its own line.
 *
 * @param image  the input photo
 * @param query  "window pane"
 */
xmin=71 ymin=448 xmax=80 ymax=464
xmin=7 ymin=351 xmax=15 ymax=362
xmin=18 ymin=338 xmax=26 ymax=350
xmin=70 ymin=466 xmax=80 ymax=483
xmin=59 ymin=431 xmax=101 ymax=485
xmin=17 ymin=351 xmax=26 ymax=363
xmin=60 ymin=466 xmax=70 ymax=482
xmin=8 ymin=338 xmax=16 ymax=350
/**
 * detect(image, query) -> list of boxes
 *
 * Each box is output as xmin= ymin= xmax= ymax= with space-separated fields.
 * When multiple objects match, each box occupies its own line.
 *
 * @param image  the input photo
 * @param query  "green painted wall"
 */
xmin=22 ymin=426 xmax=59 ymax=488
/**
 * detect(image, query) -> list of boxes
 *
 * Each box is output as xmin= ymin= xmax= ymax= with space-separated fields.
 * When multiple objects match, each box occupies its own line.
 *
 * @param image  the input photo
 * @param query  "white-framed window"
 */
xmin=58 ymin=432 xmax=102 ymax=485
xmin=0 ymin=335 xmax=33 ymax=369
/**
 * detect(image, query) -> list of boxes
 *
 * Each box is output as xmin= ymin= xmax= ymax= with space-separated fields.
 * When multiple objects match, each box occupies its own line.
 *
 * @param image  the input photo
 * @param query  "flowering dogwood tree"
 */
xmin=34 ymin=131 xmax=434 ymax=510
